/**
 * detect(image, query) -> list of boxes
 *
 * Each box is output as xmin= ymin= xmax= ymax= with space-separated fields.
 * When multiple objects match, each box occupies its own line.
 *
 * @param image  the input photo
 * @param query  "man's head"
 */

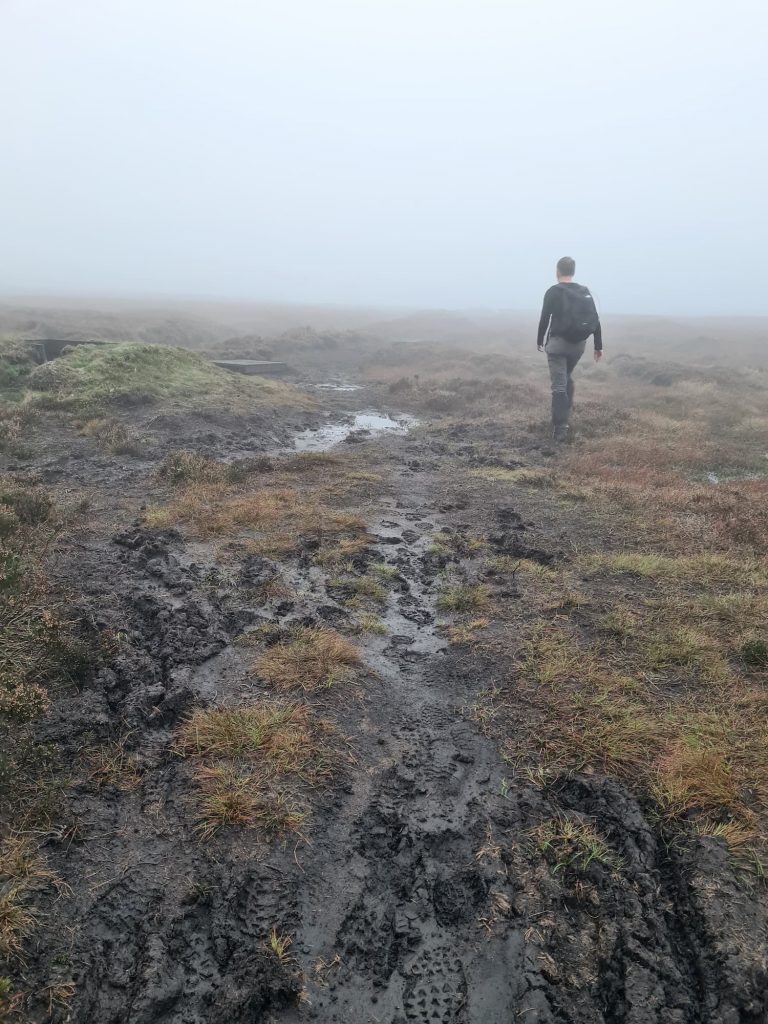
xmin=556 ymin=256 xmax=575 ymax=281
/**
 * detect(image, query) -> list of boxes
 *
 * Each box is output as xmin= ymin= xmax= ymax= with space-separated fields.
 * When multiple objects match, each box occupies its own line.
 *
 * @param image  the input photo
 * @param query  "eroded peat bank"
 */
xmin=0 ymin=338 xmax=766 ymax=1023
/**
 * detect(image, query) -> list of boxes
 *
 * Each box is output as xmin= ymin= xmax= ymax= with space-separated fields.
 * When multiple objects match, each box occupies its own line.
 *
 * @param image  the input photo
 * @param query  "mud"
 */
xmin=1 ymin=383 xmax=766 ymax=1023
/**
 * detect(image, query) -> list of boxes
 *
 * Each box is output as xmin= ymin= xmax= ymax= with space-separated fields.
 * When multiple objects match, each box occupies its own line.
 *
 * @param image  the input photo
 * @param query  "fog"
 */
xmin=1 ymin=0 xmax=766 ymax=315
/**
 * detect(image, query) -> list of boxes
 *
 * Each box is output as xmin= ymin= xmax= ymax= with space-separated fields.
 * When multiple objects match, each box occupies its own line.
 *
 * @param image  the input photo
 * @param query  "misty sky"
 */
xmin=2 ymin=0 xmax=767 ymax=314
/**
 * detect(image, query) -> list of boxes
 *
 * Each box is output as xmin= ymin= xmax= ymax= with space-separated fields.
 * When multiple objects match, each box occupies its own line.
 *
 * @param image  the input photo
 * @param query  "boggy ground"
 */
xmin=1 ymin=342 xmax=767 ymax=1023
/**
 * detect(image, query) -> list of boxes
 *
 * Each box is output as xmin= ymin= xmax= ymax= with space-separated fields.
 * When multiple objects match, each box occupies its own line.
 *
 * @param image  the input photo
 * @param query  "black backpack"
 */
xmin=553 ymin=284 xmax=599 ymax=343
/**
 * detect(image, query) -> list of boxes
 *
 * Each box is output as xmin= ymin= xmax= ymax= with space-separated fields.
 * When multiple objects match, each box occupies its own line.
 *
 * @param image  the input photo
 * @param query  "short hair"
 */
xmin=557 ymin=256 xmax=576 ymax=276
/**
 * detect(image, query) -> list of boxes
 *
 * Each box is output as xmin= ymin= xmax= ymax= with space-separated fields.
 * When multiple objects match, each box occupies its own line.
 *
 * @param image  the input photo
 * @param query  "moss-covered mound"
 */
xmin=26 ymin=342 xmax=311 ymax=413
xmin=0 ymin=339 xmax=38 ymax=398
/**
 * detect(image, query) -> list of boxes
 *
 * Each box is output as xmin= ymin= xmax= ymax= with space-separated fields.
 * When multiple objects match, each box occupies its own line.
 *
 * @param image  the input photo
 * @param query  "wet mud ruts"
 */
xmin=3 ymin=391 xmax=766 ymax=1024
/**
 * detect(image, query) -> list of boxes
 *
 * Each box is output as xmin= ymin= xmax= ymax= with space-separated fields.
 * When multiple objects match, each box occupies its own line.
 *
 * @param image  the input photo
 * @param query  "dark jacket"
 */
xmin=537 ymin=282 xmax=603 ymax=350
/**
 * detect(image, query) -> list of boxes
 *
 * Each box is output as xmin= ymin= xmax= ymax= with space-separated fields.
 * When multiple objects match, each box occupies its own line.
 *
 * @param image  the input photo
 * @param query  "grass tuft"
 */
xmin=583 ymin=552 xmax=768 ymax=588
xmin=193 ymin=765 xmax=305 ymax=840
xmin=85 ymin=739 xmax=142 ymax=791
xmin=177 ymin=701 xmax=325 ymax=769
xmin=354 ymin=613 xmax=388 ymax=636
xmin=470 ymin=467 xmax=552 ymax=487
xmin=267 ymin=928 xmax=295 ymax=965
xmin=157 ymin=450 xmax=275 ymax=487
xmin=437 ymin=583 xmax=491 ymax=614
xmin=0 ymin=478 xmax=99 ymax=728
xmin=446 ymin=618 xmax=489 ymax=645
xmin=78 ymin=417 xmax=141 ymax=455
xmin=328 ymin=571 xmax=388 ymax=605
xmin=0 ymin=836 xmax=60 ymax=960
xmin=651 ymin=739 xmax=739 ymax=818
xmin=532 ymin=816 xmax=621 ymax=875
xmin=253 ymin=627 xmax=361 ymax=692
xmin=740 ymin=635 xmax=768 ymax=669
xmin=176 ymin=699 xmax=337 ymax=839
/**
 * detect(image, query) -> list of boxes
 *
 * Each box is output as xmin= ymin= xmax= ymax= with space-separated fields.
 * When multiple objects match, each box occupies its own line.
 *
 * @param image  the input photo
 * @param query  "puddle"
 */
xmin=293 ymin=411 xmax=418 ymax=452
xmin=312 ymin=382 xmax=364 ymax=392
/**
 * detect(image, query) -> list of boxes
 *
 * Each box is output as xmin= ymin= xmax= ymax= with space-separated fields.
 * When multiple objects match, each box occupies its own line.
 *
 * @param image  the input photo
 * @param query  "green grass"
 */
xmin=370 ymin=563 xmax=399 ymax=581
xmin=532 ymin=817 xmax=621 ymax=875
xmin=425 ymin=541 xmax=452 ymax=565
xmin=328 ymin=572 xmax=388 ymax=605
xmin=354 ymin=612 xmax=388 ymax=635
xmin=26 ymin=342 xmax=311 ymax=414
xmin=0 ymin=340 xmax=37 ymax=399
xmin=582 ymin=552 xmax=768 ymax=588
xmin=485 ymin=556 xmax=557 ymax=580
xmin=740 ymin=635 xmax=768 ymax=668
xmin=642 ymin=624 xmax=730 ymax=681
xmin=437 ymin=583 xmax=491 ymax=613
xmin=0 ymin=478 xmax=97 ymax=726
xmin=176 ymin=700 xmax=337 ymax=840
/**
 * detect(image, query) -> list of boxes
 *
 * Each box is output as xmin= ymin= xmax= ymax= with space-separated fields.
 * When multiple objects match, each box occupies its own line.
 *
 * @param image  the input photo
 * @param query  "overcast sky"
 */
xmin=1 ymin=0 xmax=766 ymax=314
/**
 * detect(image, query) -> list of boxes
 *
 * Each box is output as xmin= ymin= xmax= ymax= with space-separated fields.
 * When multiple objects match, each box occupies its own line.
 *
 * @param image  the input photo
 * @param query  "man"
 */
xmin=537 ymin=256 xmax=603 ymax=441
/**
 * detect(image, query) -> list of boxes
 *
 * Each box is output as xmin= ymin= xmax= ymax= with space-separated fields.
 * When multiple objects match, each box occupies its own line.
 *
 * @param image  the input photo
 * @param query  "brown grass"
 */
xmin=85 ymin=739 xmax=142 ymax=791
xmin=470 ymin=467 xmax=552 ymax=487
xmin=253 ymin=627 xmax=362 ymax=692
xmin=146 ymin=482 xmax=366 ymax=554
xmin=0 ymin=889 xmax=35 ymax=960
xmin=177 ymin=701 xmax=331 ymax=774
xmin=652 ymin=741 xmax=739 ymax=819
xmin=147 ymin=451 xmax=374 ymax=568
xmin=193 ymin=765 xmax=306 ymax=840
xmin=0 ymin=478 xmax=99 ymax=845
xmin=385 ymin=349 xmax=768 ymax=853
xmin=0 ymin=836 xmax=60 ymax=960
xmin=557 ymin=391 xmax=768 ymax=551
xmin=157 ymin=450 xmax=275 ymax=486
xmin=500 ymin=586 xmax=768 ymax=843
xmin=176 ymin=700 xmax=338 ymax=839
xmin=0 ymin=400 xmax=37 ymax=457
xmin=79 ymin=417 xmax=141 ymax=455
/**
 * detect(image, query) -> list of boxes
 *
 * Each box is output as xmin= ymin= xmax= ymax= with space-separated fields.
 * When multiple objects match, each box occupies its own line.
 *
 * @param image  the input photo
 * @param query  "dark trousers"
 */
xmin=546 ymin=335 xmax=586 ymax=427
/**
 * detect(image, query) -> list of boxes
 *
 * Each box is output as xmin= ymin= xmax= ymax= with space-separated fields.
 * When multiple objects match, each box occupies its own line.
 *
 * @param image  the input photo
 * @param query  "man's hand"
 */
xmin=537 ymin=344 xmax=544 ymax=353
xmin=594 ymin=350 xmax=603 ymax=363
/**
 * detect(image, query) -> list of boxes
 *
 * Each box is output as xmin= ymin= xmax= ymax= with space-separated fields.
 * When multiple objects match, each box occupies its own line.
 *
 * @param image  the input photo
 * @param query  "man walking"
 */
xmin=537 ymin=256 xmax=603 ymax=441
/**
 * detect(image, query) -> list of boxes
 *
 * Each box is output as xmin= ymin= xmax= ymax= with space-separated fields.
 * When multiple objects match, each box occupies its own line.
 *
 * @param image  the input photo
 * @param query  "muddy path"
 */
xmin=4 ymin=380 xmax=767 ymax=1023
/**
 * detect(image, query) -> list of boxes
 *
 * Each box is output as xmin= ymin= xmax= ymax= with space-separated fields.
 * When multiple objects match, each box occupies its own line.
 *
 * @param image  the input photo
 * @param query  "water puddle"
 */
xmin=293 ymin=411 xmax=417 ymax=452
xmin=312 ymin=382 xmax=364 ymax=392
